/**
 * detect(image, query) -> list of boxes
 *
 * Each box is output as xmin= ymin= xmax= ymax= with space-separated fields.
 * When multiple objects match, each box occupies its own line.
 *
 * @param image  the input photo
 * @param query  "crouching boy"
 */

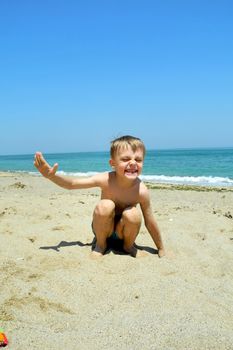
xmin=34 ymin=135 xmax=165 ymax=258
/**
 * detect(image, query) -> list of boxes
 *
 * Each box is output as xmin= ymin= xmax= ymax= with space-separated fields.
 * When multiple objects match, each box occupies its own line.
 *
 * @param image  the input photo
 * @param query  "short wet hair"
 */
xmin=110 ymin=135 xmax=146 ymax=158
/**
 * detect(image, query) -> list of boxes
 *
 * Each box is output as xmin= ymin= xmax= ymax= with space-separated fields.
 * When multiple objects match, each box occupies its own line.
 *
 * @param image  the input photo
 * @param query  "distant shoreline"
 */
xmin=1 ymin=172 xmax=233 ymax=192
xmin=145 ymin=182 xmax=233 ymax=192
xmin=1 ymin=148 xmax=233 ymax=188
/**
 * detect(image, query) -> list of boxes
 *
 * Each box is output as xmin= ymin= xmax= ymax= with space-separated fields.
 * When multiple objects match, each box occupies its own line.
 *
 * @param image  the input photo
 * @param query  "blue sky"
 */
xmin=0 ymin=0 xmax=232 ymax=155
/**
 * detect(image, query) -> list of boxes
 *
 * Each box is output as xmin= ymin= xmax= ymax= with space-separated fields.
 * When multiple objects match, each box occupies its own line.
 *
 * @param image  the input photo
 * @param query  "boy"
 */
xmin=34 ymin=135 xmax=165 ymax=258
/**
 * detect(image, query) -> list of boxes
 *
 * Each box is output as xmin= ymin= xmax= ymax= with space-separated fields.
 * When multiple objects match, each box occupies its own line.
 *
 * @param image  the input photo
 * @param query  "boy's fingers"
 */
xmin=51 ymin=163 xmax=58 ymax=174
xmin=34 ymin=153 xmax=58 ymax=177
xmin=35 ymin=152 xmax=42 ymax=160
xmin=34 ymin=152 xmax=48 ymax=167
xmin=34 ymin=152 xmax=42 ymax=166
xmin=34 ymin=155 xmax=40 ymax=168
xmin=38 ymin=153 xmax=46 ymax=165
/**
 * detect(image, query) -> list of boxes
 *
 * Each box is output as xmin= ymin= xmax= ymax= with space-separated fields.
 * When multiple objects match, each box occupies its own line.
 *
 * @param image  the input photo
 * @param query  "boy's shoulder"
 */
xmin=138 ymin=181 xmax=150 ymax=200
xmin=90 ymin=172 xmax=110 ymax=187
xmin=139 ymin=180 xmax=149 ymax=191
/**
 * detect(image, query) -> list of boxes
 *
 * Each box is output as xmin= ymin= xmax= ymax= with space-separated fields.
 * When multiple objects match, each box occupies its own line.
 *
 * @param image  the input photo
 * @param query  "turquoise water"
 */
xmin=0 ymin=148 xmax=233 ymax=187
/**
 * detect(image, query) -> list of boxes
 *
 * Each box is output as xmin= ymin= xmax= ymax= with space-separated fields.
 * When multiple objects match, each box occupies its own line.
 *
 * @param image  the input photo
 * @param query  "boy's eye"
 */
xmin=121 ymin=157 xmax=143 ymax=162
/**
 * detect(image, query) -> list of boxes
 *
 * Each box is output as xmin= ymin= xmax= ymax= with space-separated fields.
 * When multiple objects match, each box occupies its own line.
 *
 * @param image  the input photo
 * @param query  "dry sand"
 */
xmin=0 ymin=173 xmax=233 ymax=350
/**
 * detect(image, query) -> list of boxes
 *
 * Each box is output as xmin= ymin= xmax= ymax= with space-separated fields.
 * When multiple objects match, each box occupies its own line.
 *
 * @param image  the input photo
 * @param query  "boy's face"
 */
xmin=109 ymin=146 xmax=144 ymax=180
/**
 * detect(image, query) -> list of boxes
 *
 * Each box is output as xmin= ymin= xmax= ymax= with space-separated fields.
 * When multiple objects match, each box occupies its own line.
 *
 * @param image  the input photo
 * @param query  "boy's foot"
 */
xmin=124 ymin=245 xmax=148 ymax=258
xmin=90 ymin=244 xmax=106 ymax=259
xmin=158 ymin=248 xmax=166 ymax=258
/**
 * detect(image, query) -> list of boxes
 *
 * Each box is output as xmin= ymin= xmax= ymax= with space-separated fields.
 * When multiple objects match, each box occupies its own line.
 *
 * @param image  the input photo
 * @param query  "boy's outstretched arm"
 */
xmin=140 ymin=186 xmax=165 ymax=258
xmin=34 ymin=152 xmax=102 ymax=190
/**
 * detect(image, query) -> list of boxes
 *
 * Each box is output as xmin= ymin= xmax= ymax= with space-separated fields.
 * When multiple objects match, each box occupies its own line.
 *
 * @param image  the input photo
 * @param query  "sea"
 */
xmin=0 ymin=148 xmax=233 ymax=188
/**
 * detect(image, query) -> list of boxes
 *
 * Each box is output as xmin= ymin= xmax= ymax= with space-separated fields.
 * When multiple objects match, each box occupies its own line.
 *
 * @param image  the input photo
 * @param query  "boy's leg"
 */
xmin=116 ymin=207 xmax=142 ymax=257
xmin=92 ymin=199 xmax=115 ymax=255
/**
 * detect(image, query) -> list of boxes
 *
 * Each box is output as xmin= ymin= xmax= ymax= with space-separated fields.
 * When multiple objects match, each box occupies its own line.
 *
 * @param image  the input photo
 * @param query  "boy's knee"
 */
xmin=94 ymin=199 xmax=115 ymax=218
xmin=122 ymin=207 xmax=141 ymax=225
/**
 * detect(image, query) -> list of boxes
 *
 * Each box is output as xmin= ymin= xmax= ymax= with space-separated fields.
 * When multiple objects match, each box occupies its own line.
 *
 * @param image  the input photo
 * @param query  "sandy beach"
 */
xmin=1 ymin=172 xmax=233 ymax=350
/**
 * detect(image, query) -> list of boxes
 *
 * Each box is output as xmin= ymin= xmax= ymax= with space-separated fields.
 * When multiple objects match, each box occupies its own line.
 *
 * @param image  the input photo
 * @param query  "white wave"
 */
xmin=140 ymin=175 xmax=233 ymax=187
xmin=29 ymin=171 xmax=40 ymax=176
xmin=27 ymin=171 xmax=101 ymax=177
xmin=15 ymin=170 xmax=233 ymax=187
xmin=60 ymin=172 xmax=233 ymax=187
xmin=56 ymin=171 xmax=100 ymax=177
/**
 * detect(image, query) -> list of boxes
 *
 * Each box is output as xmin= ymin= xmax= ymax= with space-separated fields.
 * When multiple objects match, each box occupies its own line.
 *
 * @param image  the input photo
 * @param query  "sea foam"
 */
xmin=55 ymin=171 xmax=233 ymax=187
xmin=25 ymin=171 xmax=233 ymax=187
xmin=140 ymin=175 xmax=233 ymax=187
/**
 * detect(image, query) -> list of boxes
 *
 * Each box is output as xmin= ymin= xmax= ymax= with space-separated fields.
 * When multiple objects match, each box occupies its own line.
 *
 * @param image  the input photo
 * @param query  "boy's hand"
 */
xmin=34 ymin=152 xmax=58 ymax=179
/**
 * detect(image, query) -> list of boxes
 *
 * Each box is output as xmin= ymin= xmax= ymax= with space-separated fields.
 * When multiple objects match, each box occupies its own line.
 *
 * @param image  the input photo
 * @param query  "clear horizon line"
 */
xmin=1 ymin=145 xmax=233 ymax=157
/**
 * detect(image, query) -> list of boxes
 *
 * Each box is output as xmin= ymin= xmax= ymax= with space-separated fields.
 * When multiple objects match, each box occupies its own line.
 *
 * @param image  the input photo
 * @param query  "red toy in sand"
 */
xmin=0 ymin=328 xmax=8 ymax=347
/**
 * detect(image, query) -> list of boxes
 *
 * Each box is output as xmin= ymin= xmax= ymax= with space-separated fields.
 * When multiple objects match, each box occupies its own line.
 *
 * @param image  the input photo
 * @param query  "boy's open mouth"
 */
xmin=125 ymin=168 xmax=138 ymax=175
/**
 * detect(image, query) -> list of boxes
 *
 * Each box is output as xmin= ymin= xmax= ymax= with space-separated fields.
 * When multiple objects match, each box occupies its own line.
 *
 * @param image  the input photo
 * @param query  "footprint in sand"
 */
xmin=4 ymin=295 xmax=74 ymax=315
xmin=27 ymin=273 xmax=41 ymax=281
xmin=51 ymin=225 xmax=71 ymax=231
xmin=0 ymin=207 xmax=17 ymax=216
xmin=27 ymin=237 xmax=36 ymax=243
xmin=9 ymin=182 xmax=27 ymax=189
xmin=44 ymin=215 xmax=52 ymax=220
xmin=1 ymin=309 xmax=14 ymax=321
xmin=0 ymin=210 xmax=6 ymax=217
xmin=224 ymin=211 xmax=233 ymax=219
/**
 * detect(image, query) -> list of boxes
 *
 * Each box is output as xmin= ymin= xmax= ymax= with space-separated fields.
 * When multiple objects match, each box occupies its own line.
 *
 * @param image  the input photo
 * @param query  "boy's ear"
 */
xmin=109 ymin=159 xmax=115 ymax=168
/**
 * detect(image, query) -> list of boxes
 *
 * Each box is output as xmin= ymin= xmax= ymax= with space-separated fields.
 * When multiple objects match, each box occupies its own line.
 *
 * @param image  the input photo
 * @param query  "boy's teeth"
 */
xmin=126 ymin=169 xmax=137 ymax=173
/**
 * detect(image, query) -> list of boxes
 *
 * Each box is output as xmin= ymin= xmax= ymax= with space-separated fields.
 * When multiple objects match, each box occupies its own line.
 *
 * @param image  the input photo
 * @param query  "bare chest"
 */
xmin=101 ymin=185 xmax=140 ymax=212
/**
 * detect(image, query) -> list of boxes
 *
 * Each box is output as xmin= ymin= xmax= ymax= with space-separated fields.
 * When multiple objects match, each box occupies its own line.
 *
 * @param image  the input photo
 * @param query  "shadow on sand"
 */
xmin=40 ymin=239 xmax=94 ymax=252
xmin=40 ymin=237 xmax=158 ymax=256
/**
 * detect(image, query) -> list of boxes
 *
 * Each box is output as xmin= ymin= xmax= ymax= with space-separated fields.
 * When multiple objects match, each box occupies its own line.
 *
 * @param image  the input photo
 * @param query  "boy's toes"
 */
xmin=135 ymin=249 xmax=148 ymax=258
